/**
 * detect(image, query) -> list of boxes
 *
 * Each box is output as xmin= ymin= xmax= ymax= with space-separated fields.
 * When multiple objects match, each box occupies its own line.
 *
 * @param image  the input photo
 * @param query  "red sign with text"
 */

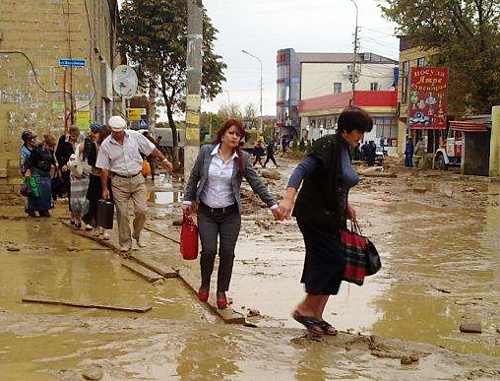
xmin=408 ymin=67 xmax=448 ymax=129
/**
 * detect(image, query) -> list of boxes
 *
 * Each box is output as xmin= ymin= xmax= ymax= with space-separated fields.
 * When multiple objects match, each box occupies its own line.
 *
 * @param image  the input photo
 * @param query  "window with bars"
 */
xmin=333 ymin=82 xmax=342 ymax=94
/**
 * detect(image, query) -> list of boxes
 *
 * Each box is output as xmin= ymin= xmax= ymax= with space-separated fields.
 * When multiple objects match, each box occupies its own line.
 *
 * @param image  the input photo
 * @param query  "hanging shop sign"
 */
xmin=408 ymin=67 xmax=448 ymax=130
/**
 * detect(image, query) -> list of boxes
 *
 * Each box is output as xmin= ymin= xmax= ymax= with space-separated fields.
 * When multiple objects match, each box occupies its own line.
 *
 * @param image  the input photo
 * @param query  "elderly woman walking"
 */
xmin=183 ymin=119 xmax=280 ymax=309
xmin=277 ymin=106 xmax=373 ymax=335
xmin=24 ymin=134 xmax=58 ymax=217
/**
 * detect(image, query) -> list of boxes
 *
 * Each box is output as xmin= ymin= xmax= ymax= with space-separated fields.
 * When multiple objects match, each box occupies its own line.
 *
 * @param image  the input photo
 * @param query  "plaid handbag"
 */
xmin=341 ymin=221 xmax=381 ymax=286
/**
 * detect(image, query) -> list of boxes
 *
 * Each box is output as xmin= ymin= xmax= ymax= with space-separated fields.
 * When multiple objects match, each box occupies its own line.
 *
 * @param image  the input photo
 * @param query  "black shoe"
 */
xmin=27 ymin=210 xmax=36 ymax=217
xmin=39 ymin=210 xmax=51 ymax=217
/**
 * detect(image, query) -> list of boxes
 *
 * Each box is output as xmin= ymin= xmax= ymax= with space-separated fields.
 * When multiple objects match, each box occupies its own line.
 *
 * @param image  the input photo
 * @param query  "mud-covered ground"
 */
xmin=0 ymin=156 xmax=499 ymax=381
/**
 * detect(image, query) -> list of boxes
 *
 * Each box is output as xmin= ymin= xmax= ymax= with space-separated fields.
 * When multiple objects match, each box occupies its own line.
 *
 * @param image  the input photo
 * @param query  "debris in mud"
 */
xmin=464 ymin=187 xmax=477 ymax=193
xmin=400 ymin=354 xmax=420 ymax=365
xmin=6 ymin=245 xmax=20 ymax=252
xmin=434 ymin=287 xmax=451 ymax=294
xmin=255 ymin=219 xmax=271 ymax=230
xmin=412 ymin=187 xmax=427 ymax=194
xmin=172 ymin=218 xmax=183 ymax=226
xmin=260 ymin=169 xmax=281 ymax=180
xmin=247 ymin=308 xmax=262 ymax=317
xmin=82 ymin=365 xmax=103 ymax=380
xmin=66 ymin=246 xmax=79 ymax=252
xmin=460 ymin=321 xmax=482 ymax=333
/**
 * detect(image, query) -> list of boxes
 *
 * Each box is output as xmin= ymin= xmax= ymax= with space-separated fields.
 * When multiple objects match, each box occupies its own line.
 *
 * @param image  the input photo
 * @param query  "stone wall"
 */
xmin=0 ymin=0 xmax=120 ymax=191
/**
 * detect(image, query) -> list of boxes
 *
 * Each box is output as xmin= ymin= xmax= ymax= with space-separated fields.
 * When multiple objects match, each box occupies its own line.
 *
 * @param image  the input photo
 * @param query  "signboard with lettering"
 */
xmin=59 ymin=59 xmax=86 ymax=68
xmin=408 ymin=67 xmax=448 ymax=130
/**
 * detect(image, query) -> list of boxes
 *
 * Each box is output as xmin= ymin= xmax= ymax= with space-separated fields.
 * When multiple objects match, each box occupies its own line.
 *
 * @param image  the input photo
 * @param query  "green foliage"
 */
xmin=119 ymin=0 xmax=227 ymax=122
xmin=382 ymin=0 xmax=500 ymax=114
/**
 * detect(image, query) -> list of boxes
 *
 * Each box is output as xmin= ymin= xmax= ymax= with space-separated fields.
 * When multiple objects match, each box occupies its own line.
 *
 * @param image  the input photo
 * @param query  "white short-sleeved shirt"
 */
xmin=96 ymin=130 xmax=155 ymax=176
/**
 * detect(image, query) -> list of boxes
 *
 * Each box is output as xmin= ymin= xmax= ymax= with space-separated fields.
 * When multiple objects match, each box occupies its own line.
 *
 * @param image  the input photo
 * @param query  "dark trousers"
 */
xmin=264 ymin=155 xmax=278 ymax=167
xmin=61 ymin=169 xmax=72 ymax=211
xmin=197 ymin=204 xmax=241 ymax=292
xmin=405 ymin=154 xmax=413 ymax=167
xmin=253 ymin=156 xmax=263 ymax=167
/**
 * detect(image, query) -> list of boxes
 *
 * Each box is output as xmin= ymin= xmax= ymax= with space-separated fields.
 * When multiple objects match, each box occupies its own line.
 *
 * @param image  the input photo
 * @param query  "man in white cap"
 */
xmin=96 ymin=115 xmax=173 ymax=251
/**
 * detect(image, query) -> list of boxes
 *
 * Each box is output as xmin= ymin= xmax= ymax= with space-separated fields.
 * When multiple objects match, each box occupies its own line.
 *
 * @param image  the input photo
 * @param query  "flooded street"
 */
xmin=0 ymin=158 xmax=499 ymax=380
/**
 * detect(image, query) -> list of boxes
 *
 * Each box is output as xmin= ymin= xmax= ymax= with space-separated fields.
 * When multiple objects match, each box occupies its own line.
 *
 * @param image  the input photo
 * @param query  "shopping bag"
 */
xmin=180 ymin=213 xmax=198 ymax=260
xmin=341 ymin=221 xmax=381 ymax=286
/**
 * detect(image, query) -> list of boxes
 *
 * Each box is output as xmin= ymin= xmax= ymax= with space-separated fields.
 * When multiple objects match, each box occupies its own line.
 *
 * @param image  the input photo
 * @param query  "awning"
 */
xmin=449 ymin=121 xmax=488 ymax=132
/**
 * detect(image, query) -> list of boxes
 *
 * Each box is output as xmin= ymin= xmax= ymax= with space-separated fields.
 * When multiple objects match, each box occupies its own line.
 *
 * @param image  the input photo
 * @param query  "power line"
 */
xmin=0 ymin=51 xmax=71 ymax=98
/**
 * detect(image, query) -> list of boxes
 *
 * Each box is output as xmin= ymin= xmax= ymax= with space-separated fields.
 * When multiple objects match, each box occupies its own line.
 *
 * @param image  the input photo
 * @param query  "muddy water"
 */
xmin=0 ymin=219 xmax=209 ymax=321
xmin=229 ymin=181 xmax=500 ymax=357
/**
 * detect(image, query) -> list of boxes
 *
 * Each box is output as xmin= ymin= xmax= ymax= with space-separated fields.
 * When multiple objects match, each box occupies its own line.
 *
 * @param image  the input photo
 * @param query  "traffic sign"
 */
xmin=59 ymin=58 xmax=86 ymax=68
xmin=139 ymin=120 xmax=149 ymax=128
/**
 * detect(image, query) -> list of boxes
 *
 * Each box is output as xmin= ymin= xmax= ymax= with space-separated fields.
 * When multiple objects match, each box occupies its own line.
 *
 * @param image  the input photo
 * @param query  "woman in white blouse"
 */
xmin=183 ymin=119 xmax=280 ymax=309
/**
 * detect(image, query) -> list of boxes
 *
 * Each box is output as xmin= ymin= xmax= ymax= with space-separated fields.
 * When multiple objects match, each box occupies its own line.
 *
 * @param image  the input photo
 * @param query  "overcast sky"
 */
xmin=119 ymin=0 xmax=400 ymax=117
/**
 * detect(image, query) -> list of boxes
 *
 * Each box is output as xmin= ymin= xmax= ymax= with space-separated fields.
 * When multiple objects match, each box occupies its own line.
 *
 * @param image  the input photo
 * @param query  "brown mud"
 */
xmin=0 ymin=157 xmax=499 ymax=380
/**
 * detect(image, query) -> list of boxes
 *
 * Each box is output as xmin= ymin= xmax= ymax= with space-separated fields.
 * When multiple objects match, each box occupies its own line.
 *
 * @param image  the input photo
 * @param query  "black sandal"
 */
xmin=292 ymin=310 xmax=324 ymax=335
xmin=318 ymin=320 xmax=338 ymax=336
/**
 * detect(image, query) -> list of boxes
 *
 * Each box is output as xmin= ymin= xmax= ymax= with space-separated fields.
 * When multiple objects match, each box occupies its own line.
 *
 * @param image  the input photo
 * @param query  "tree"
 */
xmin=119 ymin=0 xmax=227 ymax=169
xmin=243 ymin=102 xmax=258 ymax=126
xmin=382 ymin=0 xmax=500 ymax=114
xmin=217 ymin=102 xmax=243 ymax=120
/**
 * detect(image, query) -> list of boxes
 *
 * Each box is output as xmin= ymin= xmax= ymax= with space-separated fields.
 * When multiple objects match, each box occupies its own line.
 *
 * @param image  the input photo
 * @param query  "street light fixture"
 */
xmin=242 ymin=49 xmax=263 ymax=131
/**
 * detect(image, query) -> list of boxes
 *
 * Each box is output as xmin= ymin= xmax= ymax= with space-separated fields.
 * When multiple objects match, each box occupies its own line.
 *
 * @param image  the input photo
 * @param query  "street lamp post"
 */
xmin=242 ymin=49 xmax=263 ymax=131
xmin=348 ymin=0 xmax=360 ymax=105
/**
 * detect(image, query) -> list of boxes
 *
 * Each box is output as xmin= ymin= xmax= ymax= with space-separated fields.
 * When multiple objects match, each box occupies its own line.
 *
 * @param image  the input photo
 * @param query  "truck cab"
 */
xmin=434 ymin=129 xmax=462 ymax=170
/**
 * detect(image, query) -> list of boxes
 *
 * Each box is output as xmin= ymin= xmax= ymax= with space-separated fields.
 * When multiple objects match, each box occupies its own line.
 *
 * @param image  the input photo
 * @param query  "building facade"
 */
xmin=299 ymin=90 xmax=398 ymax=155
xmin=276 ymin=48 xmax=398 ymax=140
xmin=0 ymin=0 xmax=121 ymax=191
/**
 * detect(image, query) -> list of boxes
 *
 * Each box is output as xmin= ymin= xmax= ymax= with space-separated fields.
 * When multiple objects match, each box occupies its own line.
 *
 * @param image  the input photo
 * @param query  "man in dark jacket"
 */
xmin=263 ymin=140 xmax=279 ymax=168
xmin=405 ymin=137 xmax=414 ymax=167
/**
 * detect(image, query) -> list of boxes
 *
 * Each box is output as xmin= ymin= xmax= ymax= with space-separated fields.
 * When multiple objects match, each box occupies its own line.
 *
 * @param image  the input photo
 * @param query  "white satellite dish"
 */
xmin=112 ymin=65 xmax=138 ymax=99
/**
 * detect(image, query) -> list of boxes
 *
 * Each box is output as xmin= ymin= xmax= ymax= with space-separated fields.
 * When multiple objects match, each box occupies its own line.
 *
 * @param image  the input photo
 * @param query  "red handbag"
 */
xmin=180 ymin=213 xmax=199 ymax=260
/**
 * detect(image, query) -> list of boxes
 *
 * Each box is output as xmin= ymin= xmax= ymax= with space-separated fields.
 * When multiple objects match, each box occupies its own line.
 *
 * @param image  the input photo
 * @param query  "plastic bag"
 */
xmin=141 ymin=160 xmax=151 ymax=176
xmin=180 ymin=213 xmax=198 ymax=260
xmin=20 ymin=177 xmax=39 ymax=197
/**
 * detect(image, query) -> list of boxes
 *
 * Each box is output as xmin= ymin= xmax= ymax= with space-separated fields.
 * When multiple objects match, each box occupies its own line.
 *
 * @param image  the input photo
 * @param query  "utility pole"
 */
xmin=184 ymin=0 xmax=203 ymax=183
xmin=242 ymin=49 xmax=263 ymax=131
xmin=348 ymin=0 xmax=360 ymax=105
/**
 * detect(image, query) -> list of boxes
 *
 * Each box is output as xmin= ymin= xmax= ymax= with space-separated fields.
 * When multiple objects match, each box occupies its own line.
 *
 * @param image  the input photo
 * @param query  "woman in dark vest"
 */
xmin=277 ymin=106 xmax=373 ymax=335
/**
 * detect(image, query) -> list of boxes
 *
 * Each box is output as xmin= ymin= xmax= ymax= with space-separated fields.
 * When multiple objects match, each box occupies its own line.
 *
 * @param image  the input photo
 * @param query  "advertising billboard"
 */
xmin=408 ymin=67 xmax=448 ymax=129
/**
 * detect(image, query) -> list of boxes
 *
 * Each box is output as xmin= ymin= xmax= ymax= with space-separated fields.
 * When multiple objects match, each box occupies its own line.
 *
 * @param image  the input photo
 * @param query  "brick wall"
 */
xmin=0 ymin=0 xmax=120 ymax=192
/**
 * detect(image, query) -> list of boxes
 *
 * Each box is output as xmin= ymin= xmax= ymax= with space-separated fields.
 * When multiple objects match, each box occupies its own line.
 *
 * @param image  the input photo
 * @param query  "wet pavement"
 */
xmin=0 ymin=159 xmax=499 ymax=380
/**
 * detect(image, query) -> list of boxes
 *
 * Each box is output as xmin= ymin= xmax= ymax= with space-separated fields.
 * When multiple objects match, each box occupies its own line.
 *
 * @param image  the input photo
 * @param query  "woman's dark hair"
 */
xmin=212 ymin=119 xmax=246 ymax=176
xmin=337 ymin=106 xmax=373 ymax=133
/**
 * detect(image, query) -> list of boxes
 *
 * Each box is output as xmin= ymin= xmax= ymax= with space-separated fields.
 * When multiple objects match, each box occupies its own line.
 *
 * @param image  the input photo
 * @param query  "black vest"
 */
xmin=292 ymin=134 xmax=347 ymax=230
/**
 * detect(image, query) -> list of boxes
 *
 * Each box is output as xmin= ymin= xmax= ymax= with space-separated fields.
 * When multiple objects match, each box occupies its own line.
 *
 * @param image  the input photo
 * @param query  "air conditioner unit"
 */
xmin=363 ymin=52 xmax=372 ymax=61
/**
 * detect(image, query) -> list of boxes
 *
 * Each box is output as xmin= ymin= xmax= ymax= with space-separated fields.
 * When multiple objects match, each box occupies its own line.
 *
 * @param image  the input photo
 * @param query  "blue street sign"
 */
xmin=59 ymin=59 xmax=86 ymax=68
xmin=139 ymin=120 xmax=149 ymax=128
